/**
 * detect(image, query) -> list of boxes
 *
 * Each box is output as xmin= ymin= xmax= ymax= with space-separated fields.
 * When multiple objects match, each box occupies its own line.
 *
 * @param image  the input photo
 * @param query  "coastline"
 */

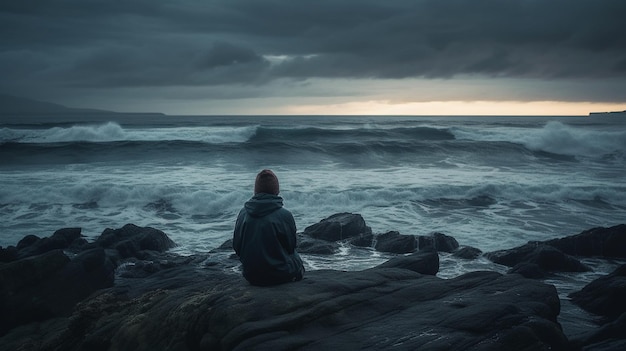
xmin=1 ymin=216 xmax=625 ymax=350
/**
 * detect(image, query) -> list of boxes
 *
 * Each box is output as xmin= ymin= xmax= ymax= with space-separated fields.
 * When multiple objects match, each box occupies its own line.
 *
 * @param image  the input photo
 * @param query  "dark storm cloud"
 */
xmin=1 ymin=0 xmax=625 ymax=100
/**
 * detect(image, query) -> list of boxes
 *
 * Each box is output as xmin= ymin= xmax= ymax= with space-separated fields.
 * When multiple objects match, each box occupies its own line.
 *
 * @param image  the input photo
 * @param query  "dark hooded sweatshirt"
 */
xmin=233 ymin=193 xmax=304 ymax=286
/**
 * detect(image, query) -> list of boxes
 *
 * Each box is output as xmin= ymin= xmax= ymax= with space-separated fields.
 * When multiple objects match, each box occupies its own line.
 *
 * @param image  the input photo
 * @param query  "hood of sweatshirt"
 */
xmin=244 ymin=193 xmax=284 ymax=217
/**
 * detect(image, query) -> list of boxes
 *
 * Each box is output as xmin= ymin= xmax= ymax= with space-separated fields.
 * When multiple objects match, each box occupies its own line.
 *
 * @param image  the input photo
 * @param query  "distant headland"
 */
xmin=589 ymin=110 xmax=626 ymax=117
xmin=0 ymin=94 xmax=165 ymax=116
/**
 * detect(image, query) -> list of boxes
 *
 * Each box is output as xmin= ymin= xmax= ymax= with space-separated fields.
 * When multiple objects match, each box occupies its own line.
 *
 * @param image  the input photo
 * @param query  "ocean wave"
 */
xmin=248 ymin=125 xmax=455 ymax=144
xmin=452 ymin=121 xmax=626 ymax=158
xmin=0 ymin=122 xmax=258 ymax=144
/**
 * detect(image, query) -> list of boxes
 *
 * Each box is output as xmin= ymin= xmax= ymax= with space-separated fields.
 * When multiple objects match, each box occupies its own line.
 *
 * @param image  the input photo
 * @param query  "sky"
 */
xmin=1 ymin=0 xmax=625 ymax=115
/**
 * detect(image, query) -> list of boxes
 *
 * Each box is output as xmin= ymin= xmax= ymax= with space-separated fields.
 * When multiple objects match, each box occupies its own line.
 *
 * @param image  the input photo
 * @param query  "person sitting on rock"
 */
xmin=233 ymin=169 xmax=305 ymax=286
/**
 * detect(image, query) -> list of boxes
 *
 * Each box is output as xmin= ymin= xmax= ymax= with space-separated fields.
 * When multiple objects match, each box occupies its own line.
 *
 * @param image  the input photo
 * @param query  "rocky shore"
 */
xmin=1 ymin=214 xmax=625 ymax=350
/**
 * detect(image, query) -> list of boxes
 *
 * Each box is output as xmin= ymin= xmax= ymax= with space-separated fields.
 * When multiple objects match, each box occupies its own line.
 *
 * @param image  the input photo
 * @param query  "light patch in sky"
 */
xmin=280 ymin=100 xmax=626 ymax=116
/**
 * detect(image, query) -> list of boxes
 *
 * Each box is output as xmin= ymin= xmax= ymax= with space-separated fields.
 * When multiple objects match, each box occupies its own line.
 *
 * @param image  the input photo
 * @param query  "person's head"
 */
xmin=254 ymin=169 xmax=280 ymax=195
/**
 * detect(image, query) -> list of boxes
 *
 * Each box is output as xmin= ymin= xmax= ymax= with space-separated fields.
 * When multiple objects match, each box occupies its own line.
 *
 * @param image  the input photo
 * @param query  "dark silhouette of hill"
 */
xmin=0 ymin=94 xmax=113 ymax=115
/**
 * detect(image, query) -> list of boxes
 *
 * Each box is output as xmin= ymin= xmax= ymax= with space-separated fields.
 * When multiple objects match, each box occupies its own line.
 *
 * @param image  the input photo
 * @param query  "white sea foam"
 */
xmin=452 ymin=121 xmax=626 ymax=157
xmin=0 ymin=122 xmax=258 ymax=144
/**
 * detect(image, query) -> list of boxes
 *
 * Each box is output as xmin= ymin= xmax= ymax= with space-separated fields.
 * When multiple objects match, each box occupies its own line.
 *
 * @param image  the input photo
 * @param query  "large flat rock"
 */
xmin=26 ymin=265 xmax=567 ymax=351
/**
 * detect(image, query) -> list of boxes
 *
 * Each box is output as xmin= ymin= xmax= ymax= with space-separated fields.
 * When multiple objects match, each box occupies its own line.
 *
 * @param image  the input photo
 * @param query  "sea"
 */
xmin=1 ymin=114 xmax=625 ymax=298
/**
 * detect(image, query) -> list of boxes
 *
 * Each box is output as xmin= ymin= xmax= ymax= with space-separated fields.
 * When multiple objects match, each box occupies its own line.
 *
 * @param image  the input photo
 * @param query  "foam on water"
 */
xmin=452 ymin=121 xmax=626 ymax=158
xmin=0 ymin=122 xmax=258 ymax=144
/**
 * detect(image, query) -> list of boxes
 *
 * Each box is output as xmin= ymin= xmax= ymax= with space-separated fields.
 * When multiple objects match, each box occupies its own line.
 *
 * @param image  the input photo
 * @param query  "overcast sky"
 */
xmin=1 ymin=0 xmax=625 ymax=115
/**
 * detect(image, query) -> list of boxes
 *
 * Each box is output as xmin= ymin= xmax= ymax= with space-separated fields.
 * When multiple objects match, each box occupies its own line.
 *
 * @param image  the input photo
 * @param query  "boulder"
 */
xmin=453 ymin=246 xmax=483 ymax=260
xmin=211 ymin=239 xmax=234 ymax=252
xmin=570 ymin=312 xmax=626 ymax=350
xmin=570 ymin=265 xmax=626 ymax=321
xmin=0 ymin=250 xmax=70 ymax=336
xmin=0 ymin=224 xmax=180 ymax=336
xmin=9 ymin=264 xmax=567 ymax=350
xmin=0 ymin=245 xmax=18 ymax=263
xmin=509 ymin=263 xmax=548 ymax=279
xmin=486 ymin=244 xmax=590 ymax=275
xmin=297 ymin=235 xmax=339 ymax=255
xmin=374 ymin=249 xmax=439 ymax=275
xmin=303 ymin=213 xmax=372 ymax=242
xmin=96 ymin=223 xmax=176 ymax=259
xmin=485 ymin=242 xmax=538 ymax=267
xmin=348 ymin=232 xmax=374 ymax=248
xmin=374 ymin=231 xmax=416 ymax=254
xmin=545 ymin=224 xmax=626 ymax=258
xmin=16 ymin=227 xmax=85 ymax=259
xmin=0 ymin=247 xmax=117 ymax=336
xmin=418 ymin=232 xmax=459 ymax=252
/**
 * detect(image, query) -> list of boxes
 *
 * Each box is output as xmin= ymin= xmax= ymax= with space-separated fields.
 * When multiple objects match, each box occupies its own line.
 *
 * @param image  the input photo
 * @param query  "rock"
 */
xmin=297 ymin=235 xmax=338 ymax=255
xmin=0 ymin=250 xmax=70 ymax=336
xmin=10 ymin=264 xmax=567 ymax=350
xmin=530 ymin=246 xmax=591 ymax=272
xmin=0 ymin=224 xmax=178 ymax=336
xmin=418 ymin=232 xmax=459 ymax=252
xmin=374 ymin=231 xmax=416 ymax=254
xmin=0 ymin=247 xmax=116 ymax=336
xmin=65 ymin=247 xmax=116 ymax=293
xmin=485 ymin=242 xmax=538 ymax=267
xmin=211 ymin=239 xmax=234 ymax=252
xmin=453 ymin=246 xmax=483 ymax=260
xmin=16 ymin=234 xmax=40 ymax=250
xmin=485 ymin=244 xmax=590 ymax=274
xmin=0 ymin=245 xmax=18 ymax=263
xmin=96 ymin=223 xmax=176 ymax=259
xmin=348 ymin=232 xmax=374 ymax=248
xmin=545 ymin=224 xmax=626 ymax=258
xmin=16 ymin=227 xmax=84 ymax=259
xmin=509 ymin=263 xmax=548 ymax=279
xmin=570 ymin=312 xmax=626 ymax=350
xmin=570 ymin=265 xmax=626 ymax=321
xmin=303 ymin=213 xmax=372 ymax=242
xmin=374 ymin=249 xmax=439 ymax=275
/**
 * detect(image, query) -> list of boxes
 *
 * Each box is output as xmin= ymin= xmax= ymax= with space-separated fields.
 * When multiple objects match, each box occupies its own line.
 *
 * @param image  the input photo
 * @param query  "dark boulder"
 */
xmin=374 ymin=249 xmax=439 ymax=275
xmin=0 ymin=245 xmax=18 ymax=263
xmin=0 ymin=247 xmax=116 ymax=336
xmin=570 ymin=312 xmax=626 ymax=350
xmin=0 ymin=224 xmax=179 ymax=336
xmin=418 ymin=232 xmax=459 ymax=252
xmin=374 ymin=231 xmax=417 ymax=254
xmin=348 ymin=232 xmax=374 ymax=248
xmin=211 ymin=239 xmax=234 ymax=252
xmin=545 ymin=224 xmax=626 ymax=258
xmin=529 ymin=245 xmax=590 ymax=272
xmin=0 ymin=250 xmax=70 ymax=336
xmin=16 ymin=234 xmax=40 ymax=250
xmin=570 ymin=265 xmax=626 ymax=321
xmin=453 ymin=246 xmax=483 ymax=260
xmin=16 ymin=227 xmax=84 ymax=259
xmin=509 ymin=263 xmax=548 ymax=279
xmin=485 ymin=242 xmax=538 ymax=267
xmin=303 ymin=213 xmax=372 ymax=242
xmin=297 ymin=235 xmax=339 ymax=255
xmin=96 ymin=223 xmax=176 ymax=259
xmin=486 ymin=244 xmax=590 ymax=275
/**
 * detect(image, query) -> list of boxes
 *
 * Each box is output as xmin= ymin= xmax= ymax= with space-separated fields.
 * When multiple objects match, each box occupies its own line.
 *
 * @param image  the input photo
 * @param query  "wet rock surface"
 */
xmin=0 ymin=219 xmax=625 ymax=350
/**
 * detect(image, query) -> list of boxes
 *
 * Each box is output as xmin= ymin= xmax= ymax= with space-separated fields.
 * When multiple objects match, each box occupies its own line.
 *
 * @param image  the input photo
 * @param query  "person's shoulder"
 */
xmin=274 ymin=206 xmax=294 ymax=219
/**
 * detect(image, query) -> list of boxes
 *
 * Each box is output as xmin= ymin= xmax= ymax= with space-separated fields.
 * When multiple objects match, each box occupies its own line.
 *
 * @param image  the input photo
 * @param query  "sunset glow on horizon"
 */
xmin=281 ymin=100 xmax=626 ymax=116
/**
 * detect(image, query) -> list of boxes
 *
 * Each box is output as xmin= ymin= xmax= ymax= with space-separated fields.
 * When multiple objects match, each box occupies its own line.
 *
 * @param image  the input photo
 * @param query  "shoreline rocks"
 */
xmin=0 ymin=218 xmax=625 ymax=350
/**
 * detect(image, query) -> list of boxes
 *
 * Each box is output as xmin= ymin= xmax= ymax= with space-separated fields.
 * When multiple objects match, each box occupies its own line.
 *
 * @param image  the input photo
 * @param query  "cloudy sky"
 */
xmin=1 ymin=0 xmax=625 ymax=115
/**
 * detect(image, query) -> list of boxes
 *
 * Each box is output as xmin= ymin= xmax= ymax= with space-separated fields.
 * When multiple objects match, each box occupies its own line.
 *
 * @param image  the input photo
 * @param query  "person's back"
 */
xmin=233 ymin=170 xmax=304 ymax=286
